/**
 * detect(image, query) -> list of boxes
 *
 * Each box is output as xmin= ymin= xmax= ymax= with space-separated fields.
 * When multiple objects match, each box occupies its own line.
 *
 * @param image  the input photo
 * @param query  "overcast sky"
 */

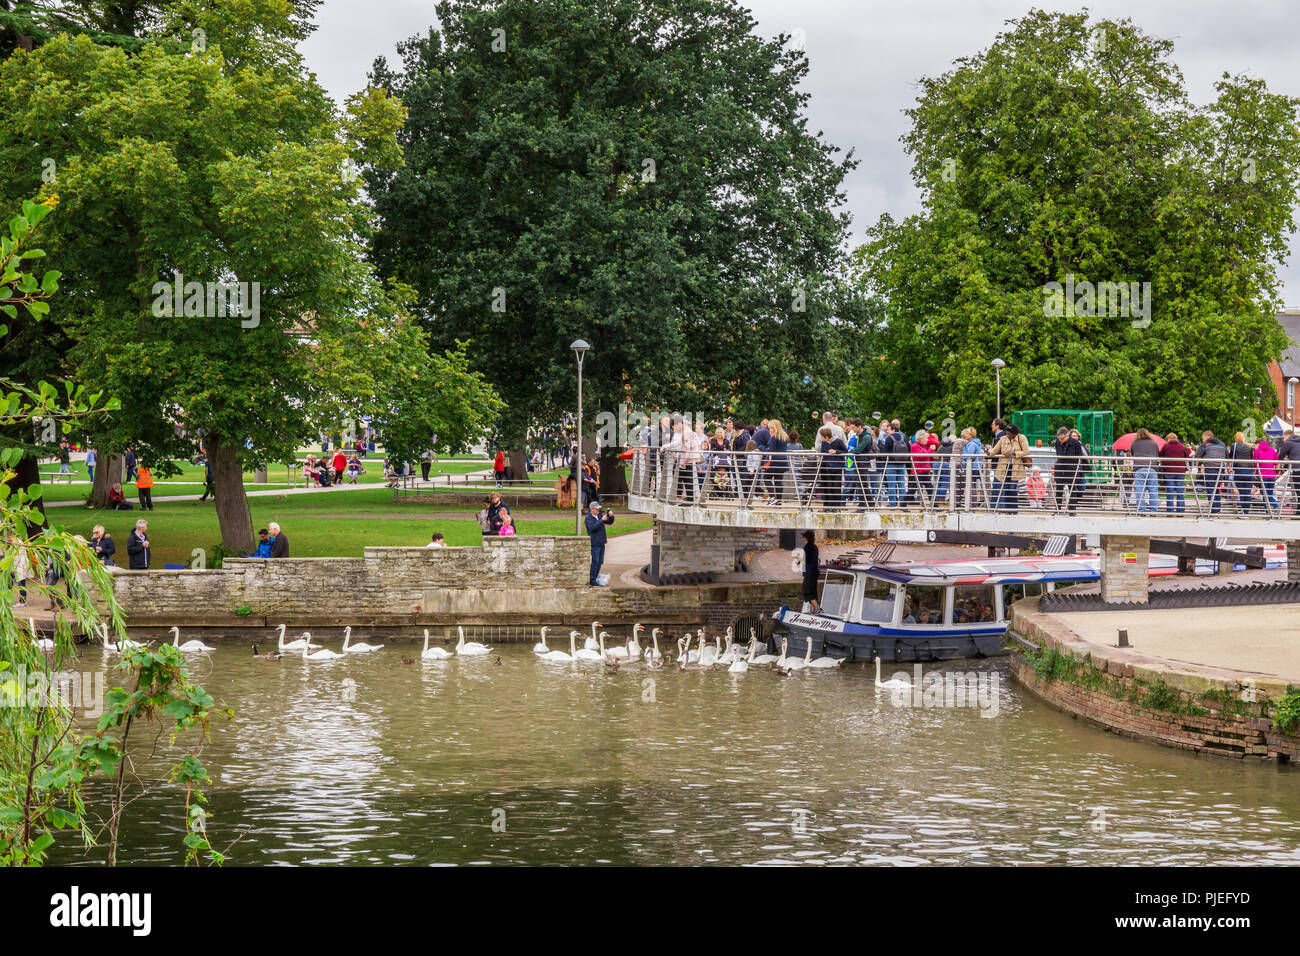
xmin=301 ymin=0 xmax=1300 ymax=305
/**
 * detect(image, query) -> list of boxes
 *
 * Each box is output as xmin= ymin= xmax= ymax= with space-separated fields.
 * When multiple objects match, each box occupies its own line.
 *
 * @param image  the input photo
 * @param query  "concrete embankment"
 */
xmin=1008 ymin=597 xmax=1300 ymax=762
xmin=96 ymin=536 xmax=799 ymax=644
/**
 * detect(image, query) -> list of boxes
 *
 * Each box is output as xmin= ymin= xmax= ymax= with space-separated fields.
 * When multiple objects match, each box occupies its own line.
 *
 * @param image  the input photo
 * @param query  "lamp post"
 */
xmin=990 ymin=358 xmax=1006 ymax=421
xmin=571 ymin=339 xmax=590 ymax=535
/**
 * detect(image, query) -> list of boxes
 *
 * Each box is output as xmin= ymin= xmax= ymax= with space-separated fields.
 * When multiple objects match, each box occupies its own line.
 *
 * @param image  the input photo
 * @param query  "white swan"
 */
xmin=455 ymin=626 xmax=491 ymax=657
xmin=602 ymin=630 xmax=633 ymax=659
xmin=533 ymin=626 xmax=551 ymax=655
xmin=874 ymin=655 xmax=911 ymax=690
xmin=276 ymin=623 xmax=319 ymax=652
xmin=807 ymin=640 xmax=842 ymax=669
xmin=716 ymin=626 xmax=739 ymax=663
xmin=751 ymin=634 xmax=779 ymax=665
xmin=421 ymin=628 xmax=453 ymax=660
xmin=643 ymin=627 xmax=664 ymax=663
xmin=31 ymin=618 xmax=54 ymax=651
xmin=728 ymin=641 xmax=755 ymax=674
xmin=540 ymin=631 xmax=577 ymax=663
xmin=775 ymin=637 xmax=808 ymax=672
xmin=302 ymin=636 xmax=343 ymax=662
xmin=699 ymin=635 xmax=719 ymax=668
xmin=101 ymin=622 xmax=143 ymax=653
xmin=628 ymin=623 xmax=644 ymax=660
xmin=584 ymin=621 xmax=601 ymax=652
xmin=170 ymin=626 xmax=214 ymax=654
xmin=342 ymin=625 xmax=383 ymax=654
xmin=573 ymin=630 xmax=603 ymax=662
xmin=677 ymin=635 xmax=710 ymax=671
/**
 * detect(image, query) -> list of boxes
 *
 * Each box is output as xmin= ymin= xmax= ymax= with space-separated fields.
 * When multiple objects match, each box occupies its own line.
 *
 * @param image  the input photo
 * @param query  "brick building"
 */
xmin=1268 ymin=309 xmax=1300 ymax=423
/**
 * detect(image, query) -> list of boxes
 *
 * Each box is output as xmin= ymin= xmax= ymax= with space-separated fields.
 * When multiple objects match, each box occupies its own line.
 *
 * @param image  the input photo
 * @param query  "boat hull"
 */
xmin=774 ymin=609 xmax=1007 ymax=663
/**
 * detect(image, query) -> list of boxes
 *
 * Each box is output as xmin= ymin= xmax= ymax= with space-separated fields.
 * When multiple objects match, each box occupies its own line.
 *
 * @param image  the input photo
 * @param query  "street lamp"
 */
xmin=990 ymin=358 xmax=1006 ymax=421
xmin=1289 ymin=377 xmax=1299 ymax=419
xmin=571 ymin=339 xmax=590 ymax=534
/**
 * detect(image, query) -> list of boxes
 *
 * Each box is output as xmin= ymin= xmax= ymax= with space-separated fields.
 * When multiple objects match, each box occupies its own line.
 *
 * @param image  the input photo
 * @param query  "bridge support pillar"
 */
xmin=1289 ymin=541 xmax=1300 ymax=584
xmin=1099 ymin=534 xmax=1149 ymax=605
xmin=653 ymin=521 xmax=782 ymax=576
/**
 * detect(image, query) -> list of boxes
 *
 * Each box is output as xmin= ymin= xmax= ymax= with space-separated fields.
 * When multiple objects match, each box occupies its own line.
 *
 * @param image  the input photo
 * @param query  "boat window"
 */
xmin=819 ymin=572 xmax=856 ymax=620
xmin=952 ymin=585 xmax=996 ymax=624
xmin=1002 ymin=583 xmax=1044 ymax=608
xmin=860 ymin=577 xmax=896 ymax=623
xmin=901 ymin=585 xmax=945 ymax=626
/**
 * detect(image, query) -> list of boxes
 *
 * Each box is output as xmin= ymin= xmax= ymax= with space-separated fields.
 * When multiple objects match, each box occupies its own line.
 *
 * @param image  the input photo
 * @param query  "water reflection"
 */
xmin=49 ymin=644 xmax=1300 ymax=865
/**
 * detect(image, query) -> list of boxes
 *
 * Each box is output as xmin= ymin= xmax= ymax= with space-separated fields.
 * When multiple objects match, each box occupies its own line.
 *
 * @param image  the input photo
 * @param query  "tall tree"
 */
xmin=0 ymin=1 xmax=497 ymax=553
xmin=366 ymin=0 xmax=857 ymax=486
xmin=853 ymin=9 xmax=1300 ymax=437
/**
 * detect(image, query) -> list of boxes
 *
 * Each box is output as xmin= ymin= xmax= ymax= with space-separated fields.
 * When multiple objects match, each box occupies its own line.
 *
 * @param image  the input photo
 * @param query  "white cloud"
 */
xmin=304 ymin=0 xmax=1300 ymax=304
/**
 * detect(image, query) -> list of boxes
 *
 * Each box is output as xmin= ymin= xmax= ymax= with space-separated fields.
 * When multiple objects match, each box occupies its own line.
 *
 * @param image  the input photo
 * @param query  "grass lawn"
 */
xmin=46 ymin=495 xmax=650 ymax=565
xmin=34 ymin=457 xmax=496 ymax=503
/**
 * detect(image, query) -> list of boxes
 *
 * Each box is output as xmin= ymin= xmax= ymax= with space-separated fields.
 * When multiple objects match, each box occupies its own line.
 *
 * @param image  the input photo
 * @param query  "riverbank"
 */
xmin=1008 ymin=597 xmax=1300 ymax=762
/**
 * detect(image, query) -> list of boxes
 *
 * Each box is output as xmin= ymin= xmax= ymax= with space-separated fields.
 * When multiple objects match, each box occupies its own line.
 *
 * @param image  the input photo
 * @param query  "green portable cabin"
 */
xmin=1010 ymin=409 xmax=1114 ymax=483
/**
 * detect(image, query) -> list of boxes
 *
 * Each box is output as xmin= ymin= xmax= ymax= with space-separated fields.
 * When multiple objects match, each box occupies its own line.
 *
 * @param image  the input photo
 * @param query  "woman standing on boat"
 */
xmin=801 ymin=531 xmax=819 ymax=611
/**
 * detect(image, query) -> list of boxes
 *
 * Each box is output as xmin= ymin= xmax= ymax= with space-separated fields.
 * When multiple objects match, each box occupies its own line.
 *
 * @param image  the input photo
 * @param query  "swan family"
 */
xmin=84 ymin=620 xmax=868 ymax=680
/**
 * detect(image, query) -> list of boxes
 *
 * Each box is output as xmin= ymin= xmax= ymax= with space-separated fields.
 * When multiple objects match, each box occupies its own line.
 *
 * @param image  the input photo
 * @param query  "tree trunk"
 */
xmin=598 ymin=447 xmax=627 ymax=496
xmin=89 ymin=450 xmax=123 ymax=509
xmin=508 ymin=449 xmax=528 ymax=485
xmin=208 ymin=434 xmax=255 ymax=556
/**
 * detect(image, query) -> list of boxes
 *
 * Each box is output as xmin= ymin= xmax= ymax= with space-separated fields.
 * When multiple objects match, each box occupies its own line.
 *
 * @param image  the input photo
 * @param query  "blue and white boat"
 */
xmin=773 ymin=545 xmax=1288 ymax=663
xmin=774 ymin=555 xmax=1107 ymax=663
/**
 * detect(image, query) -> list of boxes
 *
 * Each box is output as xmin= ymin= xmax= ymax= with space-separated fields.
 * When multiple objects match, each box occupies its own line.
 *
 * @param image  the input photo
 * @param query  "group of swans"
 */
xmin=533 ymin=622 xmax=670 ymax=667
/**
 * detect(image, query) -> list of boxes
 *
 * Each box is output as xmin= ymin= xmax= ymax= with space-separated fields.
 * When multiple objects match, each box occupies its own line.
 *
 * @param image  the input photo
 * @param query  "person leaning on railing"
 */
xmin=1194 ymin=431 xmax=1228 ymax=515
xmin=1129 ymin=428 xmax=1161 ymax=514
xmin=987 ymin=424 xmax=1030 ymax=511
xmin=1158 ymin=433 xmax=1191 ymax=515
xmin=1051 ymin=427 xmax=1085 ymax=513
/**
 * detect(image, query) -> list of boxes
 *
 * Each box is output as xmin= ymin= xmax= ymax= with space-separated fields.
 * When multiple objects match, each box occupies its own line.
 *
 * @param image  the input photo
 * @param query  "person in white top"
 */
xmin=425 ymin=532 xmax=447 ymax=548
xmin=822 ymin=411 xmax=846 ymax=445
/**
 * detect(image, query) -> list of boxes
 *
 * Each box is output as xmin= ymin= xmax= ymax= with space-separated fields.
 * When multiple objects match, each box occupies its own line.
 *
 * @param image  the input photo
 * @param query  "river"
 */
xmin=49 ymin=641 xmax=1300 ymax=865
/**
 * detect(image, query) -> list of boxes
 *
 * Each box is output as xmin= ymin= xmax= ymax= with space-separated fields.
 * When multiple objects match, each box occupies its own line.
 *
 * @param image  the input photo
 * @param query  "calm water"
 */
xmin=48 ymin=640 xmax=1300 ymax=866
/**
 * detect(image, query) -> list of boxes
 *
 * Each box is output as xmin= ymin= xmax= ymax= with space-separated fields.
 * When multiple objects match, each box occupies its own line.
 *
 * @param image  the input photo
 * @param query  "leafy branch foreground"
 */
xmin=0 ymin=198 xmax=231 ymax=865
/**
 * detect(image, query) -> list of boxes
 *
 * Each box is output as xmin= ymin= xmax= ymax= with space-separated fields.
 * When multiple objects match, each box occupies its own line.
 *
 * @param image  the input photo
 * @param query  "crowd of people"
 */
xmin=637 ymin=413 xmax=1300 ymax=516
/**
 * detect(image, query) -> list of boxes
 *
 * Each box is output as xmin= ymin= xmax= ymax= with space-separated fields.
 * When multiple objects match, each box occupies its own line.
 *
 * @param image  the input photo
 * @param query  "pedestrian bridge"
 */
xmin=625 ymin=449 xmax=1300 ymax=601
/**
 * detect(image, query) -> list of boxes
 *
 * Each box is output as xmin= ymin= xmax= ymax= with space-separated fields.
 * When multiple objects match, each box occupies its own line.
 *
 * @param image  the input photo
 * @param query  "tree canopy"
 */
xmin=0 ymin=0 xmax=498 ymax=552
xmin=366 ymin=0 xmax=859 ymax=453
xmin=852 ymin=9 xmax=1300 ymax=438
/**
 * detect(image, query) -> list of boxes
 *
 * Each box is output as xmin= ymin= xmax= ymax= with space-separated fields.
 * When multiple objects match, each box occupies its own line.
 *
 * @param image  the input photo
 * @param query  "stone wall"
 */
xmin=1290 ymin=541 xmax=1300 ymax=584
xmin=655 ymin=521 xmax=783 ymax=575
xmin=1099 ymin=534 xmax=1149 ymax=604
xmin=108 ymin=537 xmax=589 ymax=620
xmin=1010 ymin=598 xmax=1300 ymax=761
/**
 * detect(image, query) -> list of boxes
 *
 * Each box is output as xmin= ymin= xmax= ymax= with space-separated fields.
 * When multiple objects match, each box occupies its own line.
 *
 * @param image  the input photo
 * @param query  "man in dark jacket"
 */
xmin=1194 ymin=431 xmax=1228 ymax=514
xmin=1158 ymin=433 xmax=1191 ymax=514
xmin=1279 ymin=429 xmax=1300 ymax=512
xmin=584 ymin=500 xmax=615 ymax=586
xmin=801 ymin=531 xmax=820 ymax=610
xmin=268 ymin=521 xmax=289 ymax=557
xmin=126 ymin=520 xmax=150 ymax=570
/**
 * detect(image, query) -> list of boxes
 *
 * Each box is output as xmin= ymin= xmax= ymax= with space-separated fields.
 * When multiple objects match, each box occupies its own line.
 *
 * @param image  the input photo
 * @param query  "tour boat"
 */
xmin=773 ymin=546 xmax=1288 ymax=664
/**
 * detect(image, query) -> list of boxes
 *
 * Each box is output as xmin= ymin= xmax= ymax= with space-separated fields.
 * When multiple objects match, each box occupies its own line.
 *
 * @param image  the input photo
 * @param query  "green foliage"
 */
xmin=367 ymin=0 xmax=859 ymax=444
xmin=233 ymin=604 xmax=252 ymax=617
xmin=1270 ymin=687 xmax=1300 ymax=736
xmin=852 ymin=9 xmax=1300 ymax=436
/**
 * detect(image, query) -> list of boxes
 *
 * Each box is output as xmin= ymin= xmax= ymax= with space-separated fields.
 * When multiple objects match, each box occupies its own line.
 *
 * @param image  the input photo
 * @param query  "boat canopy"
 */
xmin=826 ymin=556 xmax=1101 ymax=587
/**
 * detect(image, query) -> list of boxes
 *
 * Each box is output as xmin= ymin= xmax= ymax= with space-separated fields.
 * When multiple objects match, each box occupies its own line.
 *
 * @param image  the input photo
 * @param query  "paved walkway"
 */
xmin=1053 ymin=605 xmax=1300 ymax=684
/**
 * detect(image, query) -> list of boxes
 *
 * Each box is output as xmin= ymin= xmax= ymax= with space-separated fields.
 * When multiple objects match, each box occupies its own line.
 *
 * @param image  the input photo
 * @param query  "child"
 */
xmin=498 ymin=513 xmax=517 ymax=537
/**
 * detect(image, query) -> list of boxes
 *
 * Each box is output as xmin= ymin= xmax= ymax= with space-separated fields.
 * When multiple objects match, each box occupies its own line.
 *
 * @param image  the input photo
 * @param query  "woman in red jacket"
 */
xmin=493 ymin=450 xmax=506 ymax=487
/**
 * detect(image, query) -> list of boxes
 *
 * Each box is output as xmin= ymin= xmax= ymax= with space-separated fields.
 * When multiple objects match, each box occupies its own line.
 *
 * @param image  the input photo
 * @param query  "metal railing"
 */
xmin=628 ymin=448 xmax=1300 ymax=520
